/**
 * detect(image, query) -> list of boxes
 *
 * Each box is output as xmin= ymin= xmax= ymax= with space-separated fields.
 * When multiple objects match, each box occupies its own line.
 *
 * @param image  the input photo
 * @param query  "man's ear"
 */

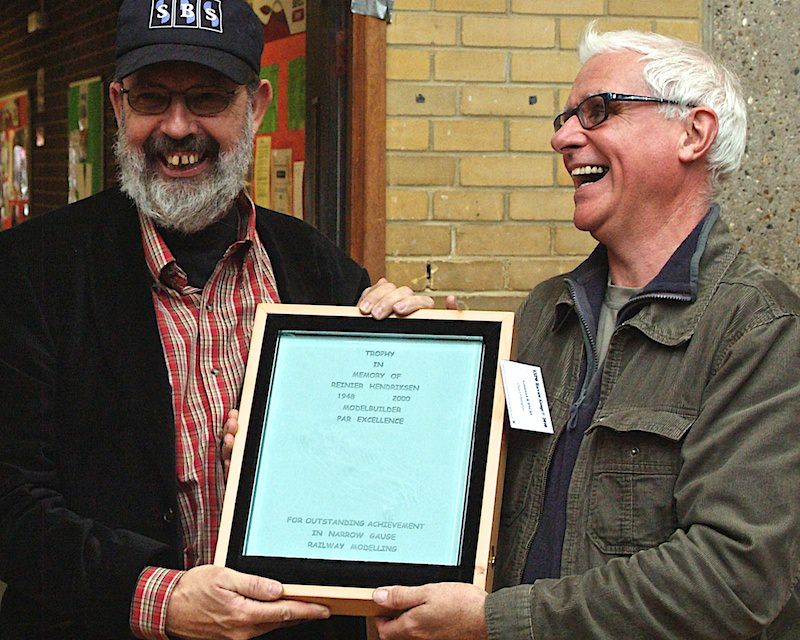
xmin=678 ymin=106 xmax=718 ymax=164
xmin=251 ymin=79 xmax=273 ymax=131
xmin=109 ymin=81 xmax=124 ymax=128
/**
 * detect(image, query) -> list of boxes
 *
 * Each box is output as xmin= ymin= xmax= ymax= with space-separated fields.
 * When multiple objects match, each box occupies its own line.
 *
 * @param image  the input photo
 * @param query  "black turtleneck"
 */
xmin=157 ymin=207 xmax=240 ymax=288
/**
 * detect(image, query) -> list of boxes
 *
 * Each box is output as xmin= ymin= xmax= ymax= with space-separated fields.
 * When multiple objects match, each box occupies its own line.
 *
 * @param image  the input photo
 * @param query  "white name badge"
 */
xmin=500 ymin=360 xmax=554 ymax=434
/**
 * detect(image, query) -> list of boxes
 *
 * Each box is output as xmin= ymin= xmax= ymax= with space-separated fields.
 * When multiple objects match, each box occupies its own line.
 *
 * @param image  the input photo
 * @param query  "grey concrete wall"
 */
xmin=705 ymin=0 xmax=799 ymax=290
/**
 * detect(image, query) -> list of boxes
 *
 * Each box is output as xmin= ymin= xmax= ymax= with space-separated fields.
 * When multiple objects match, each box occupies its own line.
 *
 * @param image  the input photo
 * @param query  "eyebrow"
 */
xmin=560 ymin=89 xmax=612 ymax=111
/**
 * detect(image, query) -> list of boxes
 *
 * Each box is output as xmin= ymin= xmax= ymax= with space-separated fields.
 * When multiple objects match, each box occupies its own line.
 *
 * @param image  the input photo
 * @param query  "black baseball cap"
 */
xmin=115 ymin=0 xmax=264 ymax=84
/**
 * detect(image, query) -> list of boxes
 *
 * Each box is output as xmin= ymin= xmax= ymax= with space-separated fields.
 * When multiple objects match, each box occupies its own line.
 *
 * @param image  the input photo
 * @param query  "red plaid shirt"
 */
xmin=129 ymin=195 xmax=279 ymax=640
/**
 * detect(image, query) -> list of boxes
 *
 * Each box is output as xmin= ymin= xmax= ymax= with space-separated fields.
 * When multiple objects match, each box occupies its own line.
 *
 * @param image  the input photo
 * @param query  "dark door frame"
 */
xmin=305 ymin=3 xmax=385 ymax=282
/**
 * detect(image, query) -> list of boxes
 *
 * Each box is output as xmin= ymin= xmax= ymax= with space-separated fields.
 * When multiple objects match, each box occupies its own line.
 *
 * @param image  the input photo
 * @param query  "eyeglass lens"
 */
xmin=554 ymin=94 xmax=608 ymax=132
xmin=126 ymin=88 xmax=234 ymax=116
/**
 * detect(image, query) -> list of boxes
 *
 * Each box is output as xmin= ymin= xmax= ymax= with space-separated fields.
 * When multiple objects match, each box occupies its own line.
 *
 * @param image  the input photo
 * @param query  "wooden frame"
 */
xmin=348 ymin=14 xmax=386 ymax=281
xmin=215 ymin=304 xmax=512 ymax=616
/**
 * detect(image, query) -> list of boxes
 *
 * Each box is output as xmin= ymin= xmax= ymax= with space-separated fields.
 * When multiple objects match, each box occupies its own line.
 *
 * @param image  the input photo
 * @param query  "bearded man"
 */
xmin=0 ymin=1 xmax=425 ymax=639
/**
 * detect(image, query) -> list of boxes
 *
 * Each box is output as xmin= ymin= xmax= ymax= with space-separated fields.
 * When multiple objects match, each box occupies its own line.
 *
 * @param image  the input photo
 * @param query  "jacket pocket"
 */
xmin=586 ymin=409 xmax=693 ymax=555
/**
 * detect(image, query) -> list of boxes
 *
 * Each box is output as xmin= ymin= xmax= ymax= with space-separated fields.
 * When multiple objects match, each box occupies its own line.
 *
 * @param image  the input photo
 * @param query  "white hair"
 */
xmin=579 ymin=22 xmax=747 ymax=191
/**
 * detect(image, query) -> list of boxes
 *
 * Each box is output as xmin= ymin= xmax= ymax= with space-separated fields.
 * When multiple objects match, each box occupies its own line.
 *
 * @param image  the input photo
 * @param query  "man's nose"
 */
xmin=159 ymin=96 xmax=198 ymax=139
xmin=550 ymin=114 xmax=583 ymax=153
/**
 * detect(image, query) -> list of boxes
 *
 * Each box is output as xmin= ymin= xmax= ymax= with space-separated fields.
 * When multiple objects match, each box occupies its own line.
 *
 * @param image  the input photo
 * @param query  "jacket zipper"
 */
xmin=516 ymin=279 xmax=597 ymax=583
xmin=565 ymin=279 xmax=598 ymax=431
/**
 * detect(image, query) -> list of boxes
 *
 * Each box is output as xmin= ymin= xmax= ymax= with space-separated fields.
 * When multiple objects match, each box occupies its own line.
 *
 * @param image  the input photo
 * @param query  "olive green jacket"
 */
xmin=485 ymin=211 xmax=800 ymax=639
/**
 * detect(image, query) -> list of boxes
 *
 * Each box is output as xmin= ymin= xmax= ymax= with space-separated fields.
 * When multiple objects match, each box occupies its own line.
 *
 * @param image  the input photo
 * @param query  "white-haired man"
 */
xmin=371 ymin=25 xmax=800 ymax=640
xmin=0 ymin=1 xmax=426 ymax=639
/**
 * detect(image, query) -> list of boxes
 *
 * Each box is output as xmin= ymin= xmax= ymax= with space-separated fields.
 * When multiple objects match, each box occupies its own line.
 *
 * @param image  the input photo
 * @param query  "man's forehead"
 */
xmin=564 ymin=52 xmax=646 ymax=107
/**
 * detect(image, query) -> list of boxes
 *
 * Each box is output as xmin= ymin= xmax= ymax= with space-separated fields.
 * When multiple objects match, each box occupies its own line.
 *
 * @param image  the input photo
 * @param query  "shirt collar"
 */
xmin=138 ymin=192 xmax=258 ymax=291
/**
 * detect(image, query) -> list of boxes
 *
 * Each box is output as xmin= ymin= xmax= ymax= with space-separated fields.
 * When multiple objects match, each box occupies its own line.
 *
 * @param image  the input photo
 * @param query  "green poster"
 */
xmin=68 ymin=77 xmax=103 ymax=203
xmin=287 ymin=57 xmax=306 ymax=131
xmin=258 ymin=65 xmax=279 ymax=134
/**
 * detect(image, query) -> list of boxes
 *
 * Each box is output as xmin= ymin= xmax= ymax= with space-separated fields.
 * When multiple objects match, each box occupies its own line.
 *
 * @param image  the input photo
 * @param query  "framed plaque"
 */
xmin=215 ymin=304 xmax=513 ymax=615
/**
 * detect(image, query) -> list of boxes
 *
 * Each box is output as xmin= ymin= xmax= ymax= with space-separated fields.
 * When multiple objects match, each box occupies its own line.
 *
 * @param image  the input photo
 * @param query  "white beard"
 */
xmin=115 ymin=104 xmax=255 ymax=234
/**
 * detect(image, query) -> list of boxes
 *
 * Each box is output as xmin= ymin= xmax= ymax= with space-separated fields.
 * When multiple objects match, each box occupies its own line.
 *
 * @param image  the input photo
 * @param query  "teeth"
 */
xmin=166 ymin=153 xmax=201 ymax=167
xmin=571 ymin=165 xmax=607 ymax=176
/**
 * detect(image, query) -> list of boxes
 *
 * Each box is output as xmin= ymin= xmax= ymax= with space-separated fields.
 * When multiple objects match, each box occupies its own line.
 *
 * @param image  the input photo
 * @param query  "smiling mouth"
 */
xmin=571 ymin=165 xmax=609 ymax=186
xmin=163 ymin=152 xmax=205 ymax=170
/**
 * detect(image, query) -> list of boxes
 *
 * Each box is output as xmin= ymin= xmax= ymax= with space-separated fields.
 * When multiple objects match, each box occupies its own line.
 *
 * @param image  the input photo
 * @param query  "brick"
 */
xmin=511 ymin=51 xmax=582 ymax=83
xmin=556 ymin=158 xmax=573 ymax=187
xmin=509 ymin=190 xmax=575 ymax=221
xmin=388 ymin=155 xmax=456 ymax=186
xmin=387 ymin=84 xmax=458 ymax=116
xmin=435 ymin=50 xmax=507 ymax=82
xmin=462 ymin=86 xmax=556 ymax=117
xmin=558 ymin=88 xmax=573 ymax=110
xmin=461 ymin=155 xmax=552 ymax=187
xmin=457 ymin=294 xmax=527 ymax=312
xmin=609 ymin=0 xmax=701 ymax=18
xmin=387 ymin=223 xmax=451 ymax=256
xmin=560 ymin=17 xmax=654 ymax=49
xmin=387 ymin=13 xmax=458 ymax=45
xmin=435 ymin=0 xmax=505 ymax=12
xmin=509 ymin=118 xmax=553 ymax=152
xmin=387 ymin=118 xmax=430 ymax=151
xmin=457 ymin=224 xmax=551 ymax=256
xmin=387 ymin=49 xmax=431 ymax=81
xmin=387 ymin=189 xmax=430 ymax=220
xmin=433 ymin=119 xmax=504 ymax=151
xmin=508 ymin=258 xmax=582 ymax=289
xmin=385 ymin=260 xmax=431 ymax=291
xmin=431 ymin=260 xmax=505 ymax=291
xmin=462 ymin=16 xmax=556 ymax=48
xmin=655 ymin=20 xmax=701 ymax=43
xmin=433 ymin=191 xmax=504 ymax=221
xmin=394 ymin=0 xmax=432 ymax=8
xmin=512 ymin=0 xmax=603 ymax=15
xmin=554 ymin=224 xmax=597 ymax=255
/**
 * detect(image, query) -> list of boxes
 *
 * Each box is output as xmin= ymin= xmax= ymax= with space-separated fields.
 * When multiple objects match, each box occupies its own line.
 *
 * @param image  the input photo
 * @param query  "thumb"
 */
xmin=373 ymin=585 xmax=427 ymax=611
xmin=222 ymin=569 xmax=284 ymax=602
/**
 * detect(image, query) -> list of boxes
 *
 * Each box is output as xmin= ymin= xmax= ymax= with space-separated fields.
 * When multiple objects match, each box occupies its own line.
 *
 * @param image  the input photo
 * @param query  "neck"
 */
xmin=606 ymin=193 xmax=711 ymax=288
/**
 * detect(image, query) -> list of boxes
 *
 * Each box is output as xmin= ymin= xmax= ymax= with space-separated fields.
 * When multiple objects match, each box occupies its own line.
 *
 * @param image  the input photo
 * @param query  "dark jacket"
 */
xmin=485 ymin=210 xmax=800 ymax=639
xmin=0 ymin=189 xmax=370 ymax=639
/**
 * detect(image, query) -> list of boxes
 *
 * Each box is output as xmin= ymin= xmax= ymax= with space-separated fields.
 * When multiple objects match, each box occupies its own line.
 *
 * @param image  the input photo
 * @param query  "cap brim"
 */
xmin=115 ymin=43 xmax=255 ymax=84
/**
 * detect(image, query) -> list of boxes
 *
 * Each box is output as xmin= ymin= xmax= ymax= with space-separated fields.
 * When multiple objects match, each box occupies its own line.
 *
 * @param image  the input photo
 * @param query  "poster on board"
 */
xmin=248 ymin=0 xmax=306 ymax=218
xmin=68 ymin=77 xmax=103 ymax=203
xmin=0 ymin=91 xmax=30 ymax=231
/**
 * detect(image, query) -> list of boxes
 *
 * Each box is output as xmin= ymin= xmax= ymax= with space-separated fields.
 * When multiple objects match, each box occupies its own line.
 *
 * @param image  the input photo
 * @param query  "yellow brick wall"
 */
xmin=385 ymin=0 xmax=703 ymax=311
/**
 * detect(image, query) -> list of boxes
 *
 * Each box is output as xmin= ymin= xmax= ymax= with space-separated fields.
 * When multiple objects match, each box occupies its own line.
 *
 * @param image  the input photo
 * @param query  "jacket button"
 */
xmin=630 ymin=447 xmax=640 ymax=457
xmin=162 ymin=507 xmax=176 ymax=524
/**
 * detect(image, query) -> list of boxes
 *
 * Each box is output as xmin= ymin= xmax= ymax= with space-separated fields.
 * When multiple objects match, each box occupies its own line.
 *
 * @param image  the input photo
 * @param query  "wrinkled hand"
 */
xmin=222 ymin=409 xmax=238 ymax=481
xmin=165 ymin=565 xmax=330 ymax=640
xmin=358 ymin=278 xmax=458 ymax=320
xmin=372 ymin=582 xmax=488 ymax=640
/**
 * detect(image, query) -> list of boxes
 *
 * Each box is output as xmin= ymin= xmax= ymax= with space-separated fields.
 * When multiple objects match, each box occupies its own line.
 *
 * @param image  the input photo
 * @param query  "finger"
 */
xmin=370 ymin=285 xmax=416 ymax=319
xmin=221 ymin=569 xmax=284 ymax=602
xmin=392 ymin=294 xmax=435 ymax=318
xmin=358 ymin=278 xmax=396 ymax=314
xmin=445 ymin=295 xmax=459 ymax=310
xmin=373 ymin=585 xmax=428 ymax=611
xmin=373 ymin=614 xmax=415 ymax=640
xmin=225 ymin=409 xmax=239 ymax=435
xmin=246 ymin=599 xmax=331 ymax=626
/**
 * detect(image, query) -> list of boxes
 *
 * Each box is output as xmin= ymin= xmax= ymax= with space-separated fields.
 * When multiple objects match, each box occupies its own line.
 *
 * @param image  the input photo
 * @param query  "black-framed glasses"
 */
xmin=120 ymin=85 xmax=239 ymax=116
xmin=553 ymin=92 xmax=695 ymax=132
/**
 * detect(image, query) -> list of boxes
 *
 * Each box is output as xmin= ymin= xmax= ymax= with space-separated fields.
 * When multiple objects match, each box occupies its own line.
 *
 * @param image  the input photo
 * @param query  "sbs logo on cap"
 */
xmin=149 ymin=0 xmax=223 ymax=33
